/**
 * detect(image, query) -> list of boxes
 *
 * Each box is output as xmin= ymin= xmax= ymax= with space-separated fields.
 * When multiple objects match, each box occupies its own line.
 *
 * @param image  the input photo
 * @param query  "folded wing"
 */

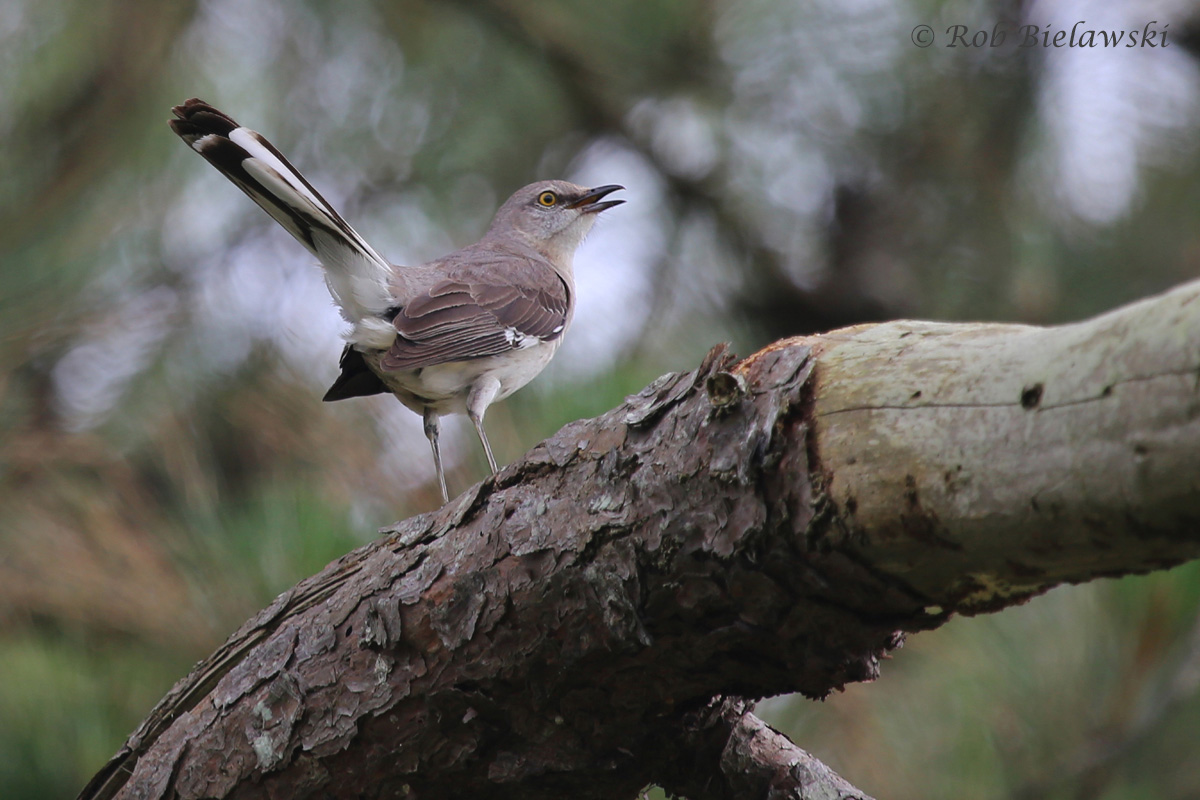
xmin=382 ymin=263 xmax=570 ymax=371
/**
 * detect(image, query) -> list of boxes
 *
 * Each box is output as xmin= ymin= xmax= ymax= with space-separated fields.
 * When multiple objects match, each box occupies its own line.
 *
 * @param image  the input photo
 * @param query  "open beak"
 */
xmin=568 ymin=184 xmax=625 ymax=213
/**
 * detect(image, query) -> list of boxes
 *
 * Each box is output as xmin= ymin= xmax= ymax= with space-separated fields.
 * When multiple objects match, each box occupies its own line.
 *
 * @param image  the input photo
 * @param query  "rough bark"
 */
xmin=664 ymin=697 xmax=875 ymax=800
xmin=80 ymin=279 xmax=1200 ymax=800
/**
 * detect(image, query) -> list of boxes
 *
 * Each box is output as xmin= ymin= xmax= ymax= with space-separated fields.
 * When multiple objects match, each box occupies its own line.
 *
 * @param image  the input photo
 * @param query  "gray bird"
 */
xmin=169 ymin=98 xmax=623 ymax=503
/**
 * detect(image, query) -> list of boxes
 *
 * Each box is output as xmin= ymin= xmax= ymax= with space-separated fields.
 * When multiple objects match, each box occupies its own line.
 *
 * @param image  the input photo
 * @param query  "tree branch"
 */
xmin=80 ymin=279 xmax=1200 ymax=800
xmin=811 ymin=278 xmax=1200 ymax=609
xmin=660 ymin=697 xmax=875 ymax=800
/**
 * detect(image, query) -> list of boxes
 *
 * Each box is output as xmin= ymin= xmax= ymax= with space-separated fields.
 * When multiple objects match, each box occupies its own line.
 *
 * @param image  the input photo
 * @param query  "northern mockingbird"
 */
xmin=169 ymin=98 xmax=623 ymax=503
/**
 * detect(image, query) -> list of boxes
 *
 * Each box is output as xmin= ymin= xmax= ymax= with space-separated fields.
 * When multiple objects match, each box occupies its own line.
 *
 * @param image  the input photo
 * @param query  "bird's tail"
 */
xmin=169 ymin=98 xmax=393 ymax=322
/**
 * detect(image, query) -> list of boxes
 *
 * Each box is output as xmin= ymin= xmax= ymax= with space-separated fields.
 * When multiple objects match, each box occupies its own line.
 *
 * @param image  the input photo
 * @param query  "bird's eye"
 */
xmin=537 ymin=191 xmax=557 ymax=207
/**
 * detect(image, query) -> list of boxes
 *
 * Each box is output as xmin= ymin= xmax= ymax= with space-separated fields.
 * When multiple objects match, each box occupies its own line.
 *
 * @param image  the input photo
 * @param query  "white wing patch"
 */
xmin=503 ymin=327 xmax=542 ymax=349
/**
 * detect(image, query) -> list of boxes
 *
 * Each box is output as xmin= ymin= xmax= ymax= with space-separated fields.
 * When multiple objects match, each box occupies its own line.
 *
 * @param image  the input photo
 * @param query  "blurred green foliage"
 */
xmin=3 ymin=0 xmax=1200 ymax=797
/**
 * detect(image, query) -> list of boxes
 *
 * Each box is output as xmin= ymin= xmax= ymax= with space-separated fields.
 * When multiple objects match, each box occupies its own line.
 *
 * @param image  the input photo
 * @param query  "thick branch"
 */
xmin=811 ymin=278 xmax=1200 ymax=610
xmin=80 ymin=280 xmax=1200 ymax=800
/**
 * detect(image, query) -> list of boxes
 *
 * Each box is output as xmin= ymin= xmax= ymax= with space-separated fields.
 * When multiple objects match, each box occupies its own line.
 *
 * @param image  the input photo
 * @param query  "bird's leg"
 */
xmin=471 ymin=415 xmax=499 ymax=475
xmin=467 ymin=377 xmax=502 ymax=475
xmin=423 ymin=407 xmax=449 ymax=503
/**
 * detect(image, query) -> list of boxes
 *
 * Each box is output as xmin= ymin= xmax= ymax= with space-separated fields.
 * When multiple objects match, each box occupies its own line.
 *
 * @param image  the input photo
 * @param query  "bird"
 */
xmin=168 ymin=98 xmax=623 ymax=503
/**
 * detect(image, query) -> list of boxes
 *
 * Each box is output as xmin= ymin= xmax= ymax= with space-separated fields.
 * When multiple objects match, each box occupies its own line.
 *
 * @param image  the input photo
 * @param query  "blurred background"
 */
xmin=3 ymin=0 xmax=1200 ymax=797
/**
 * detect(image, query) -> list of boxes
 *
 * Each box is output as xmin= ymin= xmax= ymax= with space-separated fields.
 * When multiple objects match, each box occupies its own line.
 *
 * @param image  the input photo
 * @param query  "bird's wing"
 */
xmin=381 ymin=260 xmax=570 ymax=371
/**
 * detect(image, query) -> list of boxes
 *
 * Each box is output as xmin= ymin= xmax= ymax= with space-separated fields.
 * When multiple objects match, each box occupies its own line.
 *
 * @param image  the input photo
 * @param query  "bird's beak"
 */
xmin=568 ymin=184 xmax=625 ymax=213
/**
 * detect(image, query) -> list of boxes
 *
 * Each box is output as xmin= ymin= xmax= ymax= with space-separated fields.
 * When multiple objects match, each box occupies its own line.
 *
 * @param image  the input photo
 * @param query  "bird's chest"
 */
xmin=365 ymin=339 xmax=561 ymax=415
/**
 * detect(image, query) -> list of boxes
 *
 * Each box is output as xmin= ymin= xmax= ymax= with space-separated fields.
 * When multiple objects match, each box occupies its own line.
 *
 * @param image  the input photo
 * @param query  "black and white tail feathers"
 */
xmin=169 ymin=98 xmax=393 ymax=323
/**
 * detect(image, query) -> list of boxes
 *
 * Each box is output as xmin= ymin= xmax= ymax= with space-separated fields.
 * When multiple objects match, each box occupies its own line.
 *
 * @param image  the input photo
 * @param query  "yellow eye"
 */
xmin=537 ymin=191 xmax=557 ymax=207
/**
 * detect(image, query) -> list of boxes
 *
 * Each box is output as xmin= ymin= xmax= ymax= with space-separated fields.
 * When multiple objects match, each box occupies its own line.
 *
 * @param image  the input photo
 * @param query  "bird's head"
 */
xmin=486 ymin=180 xmax=624 ymax=265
